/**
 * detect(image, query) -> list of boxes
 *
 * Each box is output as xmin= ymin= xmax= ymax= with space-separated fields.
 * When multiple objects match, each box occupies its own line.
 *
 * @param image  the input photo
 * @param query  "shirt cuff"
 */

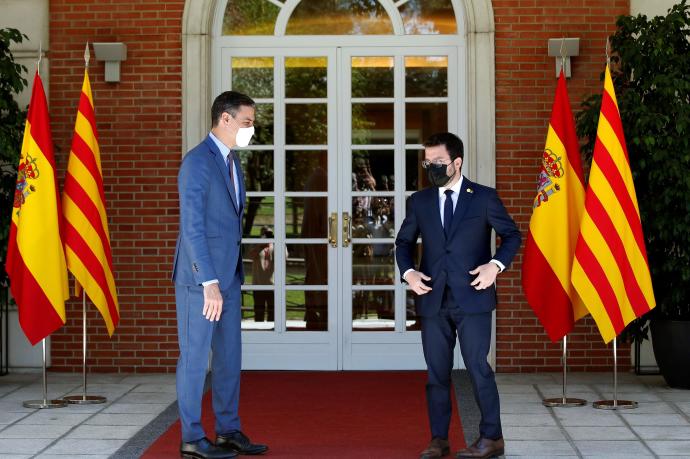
xmin=202 ymin=279 xmax=219 ymax=287
xmin=489 ymin=259 xmax=505 ymax=273
xmin=402 ymin=269 xmax=415 ymax=282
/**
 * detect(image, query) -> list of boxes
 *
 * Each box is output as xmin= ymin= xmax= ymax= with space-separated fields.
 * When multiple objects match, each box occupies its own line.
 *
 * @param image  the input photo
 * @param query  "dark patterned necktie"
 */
xmin=444 ymin=189 xmax=454 ymax=237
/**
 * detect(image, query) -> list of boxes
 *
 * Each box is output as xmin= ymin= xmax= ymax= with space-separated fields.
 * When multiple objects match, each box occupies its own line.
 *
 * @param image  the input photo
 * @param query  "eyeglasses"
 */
xmin=421 ymin=159 xmax=452 ymax=169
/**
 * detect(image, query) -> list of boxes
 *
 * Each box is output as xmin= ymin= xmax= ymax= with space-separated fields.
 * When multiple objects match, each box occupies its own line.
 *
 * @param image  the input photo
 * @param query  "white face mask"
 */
xmin=235 ymin=126 xmax=254 ymax=147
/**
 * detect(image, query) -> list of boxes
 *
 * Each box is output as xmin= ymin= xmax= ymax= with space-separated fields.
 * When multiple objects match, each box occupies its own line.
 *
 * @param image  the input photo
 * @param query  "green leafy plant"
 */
xmin=575 ymin=1 xmax=690 ymax=337
xmin=0 ymin=28 xmax=28 ymax=284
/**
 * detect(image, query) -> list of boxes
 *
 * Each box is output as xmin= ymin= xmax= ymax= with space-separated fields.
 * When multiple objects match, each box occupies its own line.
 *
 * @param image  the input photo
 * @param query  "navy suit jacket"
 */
xmin=395 ymin=177 xmax=521 ymax=317
xmin=172 ymin=136 xmax=246 ymax=291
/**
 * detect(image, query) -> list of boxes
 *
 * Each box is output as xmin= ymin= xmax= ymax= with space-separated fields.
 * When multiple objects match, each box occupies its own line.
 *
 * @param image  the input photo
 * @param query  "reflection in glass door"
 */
xmin=342 ymin=48 xmax=458 ymax=369
xmin=224 ymin=49 xmax=339 ymax=370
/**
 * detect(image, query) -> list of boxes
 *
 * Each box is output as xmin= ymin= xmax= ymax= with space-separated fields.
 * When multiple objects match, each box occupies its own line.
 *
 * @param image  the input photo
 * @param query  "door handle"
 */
xmin=328 ymin=212 xmax=338 ymax=248
xmin=342 ymin=212 xmax=351 ymax=247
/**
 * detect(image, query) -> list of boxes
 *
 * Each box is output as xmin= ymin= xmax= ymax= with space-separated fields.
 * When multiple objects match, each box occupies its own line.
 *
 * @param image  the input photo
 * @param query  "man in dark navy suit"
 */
xmin=395 ymin=132 xmax=521 ymax=459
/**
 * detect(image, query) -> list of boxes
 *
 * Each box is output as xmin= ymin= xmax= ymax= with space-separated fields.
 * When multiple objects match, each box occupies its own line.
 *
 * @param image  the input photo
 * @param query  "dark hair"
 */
xmin=211 ymin=91 xmax=256 ymax=127
xmin=423 ymin=132 xmax=464 ymax=161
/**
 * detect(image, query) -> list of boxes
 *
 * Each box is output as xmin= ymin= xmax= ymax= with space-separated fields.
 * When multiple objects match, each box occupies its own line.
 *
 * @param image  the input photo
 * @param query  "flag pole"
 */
xmin=63 ymin=291 xmax=106 ymax=404
xmin=593 ymin=338 xmax=638 ymax=409
xmin=542 ymin=336 xmax=586 ymax=407
xmin=22 ymin=339 xmax=67 ymax=409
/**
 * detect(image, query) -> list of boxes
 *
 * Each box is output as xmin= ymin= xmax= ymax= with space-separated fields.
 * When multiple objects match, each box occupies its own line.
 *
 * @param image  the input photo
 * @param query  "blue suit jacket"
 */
xmin=172 ymin=136 xmax=245 ymax=291
xmin=395 ymin=177 xmax=521 ymax=317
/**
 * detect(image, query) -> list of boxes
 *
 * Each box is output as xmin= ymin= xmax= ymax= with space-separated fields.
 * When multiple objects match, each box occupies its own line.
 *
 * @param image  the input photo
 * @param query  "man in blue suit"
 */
xmin=173 ymin=91 xmax=268 ymax=458
xmin=395 ymin=133 xmax=521 ymax=459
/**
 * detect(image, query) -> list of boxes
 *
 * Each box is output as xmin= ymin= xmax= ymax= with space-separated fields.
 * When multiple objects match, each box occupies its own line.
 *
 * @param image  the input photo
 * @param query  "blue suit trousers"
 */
xmin=175 ymin=284 xmax=242 ymax=442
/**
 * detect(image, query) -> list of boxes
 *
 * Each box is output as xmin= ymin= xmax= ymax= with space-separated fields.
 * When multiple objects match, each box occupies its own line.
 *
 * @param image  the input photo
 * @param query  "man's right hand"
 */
xmin=203 ymin=283 xmax=223 ymax=321
xmin=406 ymin=270 xmax=432 ymax=295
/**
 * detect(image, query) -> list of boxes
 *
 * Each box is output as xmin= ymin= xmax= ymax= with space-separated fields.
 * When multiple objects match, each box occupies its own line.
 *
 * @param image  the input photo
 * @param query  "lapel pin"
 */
xmin=466 ymin=188 xmax=474 ymax=193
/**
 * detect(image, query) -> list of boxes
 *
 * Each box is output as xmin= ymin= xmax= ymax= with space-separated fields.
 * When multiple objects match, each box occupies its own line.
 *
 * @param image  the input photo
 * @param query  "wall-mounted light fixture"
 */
xmin=547 ymin=38 xmax=579 ymax=78
xmin=92 ymin=42 xmax=127 ymax=82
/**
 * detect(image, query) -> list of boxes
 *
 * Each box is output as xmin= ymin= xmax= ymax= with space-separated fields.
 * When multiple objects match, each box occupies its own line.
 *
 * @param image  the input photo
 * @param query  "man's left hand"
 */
xmin=469 ymin=262 xmax=500 ymax=290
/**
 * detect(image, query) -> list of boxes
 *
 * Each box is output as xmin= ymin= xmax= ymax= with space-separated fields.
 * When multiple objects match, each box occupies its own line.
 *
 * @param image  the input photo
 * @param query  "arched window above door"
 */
xmin=222 ymin=0 xmax=457 ymax=36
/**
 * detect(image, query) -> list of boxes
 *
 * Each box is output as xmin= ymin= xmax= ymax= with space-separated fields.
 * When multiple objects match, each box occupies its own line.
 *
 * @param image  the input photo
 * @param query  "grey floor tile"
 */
xmin=118 ymin=374 xmax=176 ymax=385
xmin=677 ymin=402 xmax=690 ymax=414
xmin=35 ymin=455 xmax=112 ymax=459
xmin=101 ymin=402 xmax=170 ymax=414
xmin=609 ymin=392 xmax=664 ymax=402
xmin=647 ymin=440 xmax=690 ymax=455
xmin=502 ymin=402 xmax=555 ymax=414
xmin=582 ymin=456 xmax=654 ymax=459
xmin=66 ymin=424 xmax=143 ymax=440
xmin=0 ymin=455 xmax=32 ymax=459
xmin=0 ymin=438 xmax=54 ymax=454
xmin=574 ymin=440 xmax=652 ymax=456
xmin=0 ymin=401 xmax=37 ymax=414
xmin=501 ymin=414 xmax=558 ymax=427
xmin=503 ymin=440 xmax=577 ymax=456
xmin=506 ymin=456 xmax=579 ymax=459
xmin=500 ymin=392 xmax=546 ymax=403
xmin=40 ymin=438 xmax=127 ymax=456
xmin=659 ymin=392 xmax=690 ymax=402
xmin=496 ymin=373 xmax=559 ymax=384
xmin=0 ymin=423 xmax=73 ymax=438
xmin=554 ymin=409 xmax=626 ymax=427
xmin=632 ymin=426 xmax=690 ymax=440
xmin=0 ymin=411 xmax=30 ymax=425
xmin=621 ymin=413 xmax=688 ymax=426
xmin=621 ymin=402 xmax=678 ymax=414
xmin=495 ymin=384 xmax=540 ymax=394
xmin=84 ymin=413 xmax=158 ymax=426
xmin=17 ymin=411 xmax=91 ymax=426
xmin=130 ymin=383 xmax=177 ymax=394
xmin=116 ymin=392 xmax=176 ymax=404
xmin=0 ymin=384 xmax=21 ymax=397
xmin=565 ymin=426 xmax=638 ymax=441
xmin=502 ymin=426 xmax=566 ymax=441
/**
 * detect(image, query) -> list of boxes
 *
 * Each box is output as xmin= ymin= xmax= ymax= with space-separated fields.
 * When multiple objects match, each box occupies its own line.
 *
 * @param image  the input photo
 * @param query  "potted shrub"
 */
xmin=575 ymin=2 xmax=690 ymax=388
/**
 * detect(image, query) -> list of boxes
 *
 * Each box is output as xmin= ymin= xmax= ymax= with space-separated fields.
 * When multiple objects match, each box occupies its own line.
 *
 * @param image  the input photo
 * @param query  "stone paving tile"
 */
xmin=503 ymin=440 xmax=577 ymax=456
xmin=35 ymin=455 xmax=111 ymax=459
xmin=116 ymin=392 xmax=176 ymax=404
xmin=552 ymin=409 xmax=626 ymax=427
xmin=660 ymin=392 xmax=690 ymax=402
xmin=676 ymin=402 xmax=690 ymax=414
xmin=130 ymin=383 xmax=177 ymax=394
xmin=0 ymin=438 xmax=54 ymax=455
xmin=84 ymin=413 xmax=158 ymax=426
xmin=0 ymin=401 xmax=37 ymax=414
xmin=621 ymin=413 xmax=688 ymax=426
xmin=501 ymin=414 xmax=558 ymax=427
xmin=0 ymin=386 xmax=77 ymax=402
xmin=502 ymin=426 xmax=566 ymax=441
xmin=506 ymin=456 xmax=579 ymax=459
xmin=632 ymin=425 xmax=690 ymax=440
xmin=40 ymin=438 xmax=127 ymax=456
xmin=17 ymin=411 xmax=91 ymax=426
xmin=502 ymin=402 xmax=555 ymax=414
xmin=66 ymin=424 xmax=143 ymax=440
xmin=118 ymin=374 xmax=176 ymax=385
xmin=565 ymin=426 xmax=638 ymax=441
xmin=0 ymin=455 xmax=31 ymax=459
xmin=646 ymin=440 xmax=690 ymax=456
xmin=496 ymin=374 xmax=558 ymax=384
xmin=500 ymin=392 xmax=546 ymax=403
xmin=582 ymin=456 xmax=654 ymax=459
xmin=0 ymin=423 xmax=73 ymax=438
xmin=0 ymin=384 xmax=21 ymax=397
xmin=101 ymin=402 xmax=170 ymax=414
xmin=573 ymin=440 xmax=653 ymax=456
xmin=0 ymin=411 xmax=30 ymax=425
xmin=621 ymin=401 xmax=678 ymax=414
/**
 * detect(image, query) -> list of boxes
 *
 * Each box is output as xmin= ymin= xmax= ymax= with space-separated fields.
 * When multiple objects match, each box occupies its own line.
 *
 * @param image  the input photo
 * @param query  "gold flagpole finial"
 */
xmin=84 ymin=42 xmax=90 ymax=68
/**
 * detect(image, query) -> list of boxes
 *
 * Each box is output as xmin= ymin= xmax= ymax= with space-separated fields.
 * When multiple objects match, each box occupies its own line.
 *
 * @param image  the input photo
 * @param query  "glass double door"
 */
xmin=223 ymin=46 xmax=459 ymax=369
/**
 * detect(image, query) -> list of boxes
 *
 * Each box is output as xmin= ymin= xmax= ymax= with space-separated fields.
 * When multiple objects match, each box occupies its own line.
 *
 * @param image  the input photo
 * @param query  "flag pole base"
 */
xmin=542 ymin=397 xmax=587 ymax=407
xmin=23 ymin=399 xmax=68 ymax=409
xmin=63 ymin=394 xmax=107 ymax=405
xmin=593 ymin=399 xmax=638 ymax=410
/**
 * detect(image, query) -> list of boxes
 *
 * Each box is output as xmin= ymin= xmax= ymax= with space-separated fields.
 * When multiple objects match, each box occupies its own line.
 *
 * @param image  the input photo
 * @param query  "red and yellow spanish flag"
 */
xmin=571 ymin=64 xmax=655 ymax=343
xmin=6 ymin=71 xmax=69 ymax=345
xmin=62 ymin=69 xmax=119 ymax=335
xmin=522 ymin=71 xmax=588 ymax=342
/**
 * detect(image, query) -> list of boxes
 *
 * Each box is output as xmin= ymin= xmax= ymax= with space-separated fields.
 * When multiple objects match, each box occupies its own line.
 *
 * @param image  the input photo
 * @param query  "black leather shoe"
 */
xmin=180 ymin=437 xmax=238 ymax=459
xmin=216 ymin=431 xmax=268 ymax=455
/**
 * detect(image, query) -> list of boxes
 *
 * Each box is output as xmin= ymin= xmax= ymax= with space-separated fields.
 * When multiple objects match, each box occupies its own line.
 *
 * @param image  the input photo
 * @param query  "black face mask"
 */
xmin=427 ymin=162 xmax=456 ymax=187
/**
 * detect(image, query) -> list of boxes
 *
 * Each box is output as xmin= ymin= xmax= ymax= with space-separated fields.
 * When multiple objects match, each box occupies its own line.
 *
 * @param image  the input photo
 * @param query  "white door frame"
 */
xmin=182 ymin=0 xmax=498 ymax=369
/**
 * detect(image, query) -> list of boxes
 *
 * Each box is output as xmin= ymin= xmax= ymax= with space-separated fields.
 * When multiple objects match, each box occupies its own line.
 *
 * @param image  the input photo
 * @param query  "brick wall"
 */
xmin=48 ymin=0 xmax=631 ymax=372
xmin=49 ymin=0 xmax=185 ymax=372
xmin=493 ymin=0 xmax=631 ymax=371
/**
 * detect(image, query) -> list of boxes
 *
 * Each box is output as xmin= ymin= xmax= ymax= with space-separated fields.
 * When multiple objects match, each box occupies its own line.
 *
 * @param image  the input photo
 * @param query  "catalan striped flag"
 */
xmin=62 ymin=69 xmax=119 ymax=335
xmin=6 ymin=71 xmax=69 ymax=345
xmin=571 ymin=64 xmax=655 ymax=343
xmin=522 ymin=70 xmax=589 ymax=342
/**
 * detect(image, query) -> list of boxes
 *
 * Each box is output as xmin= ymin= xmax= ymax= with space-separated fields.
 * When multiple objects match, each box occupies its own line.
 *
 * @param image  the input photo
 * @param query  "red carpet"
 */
xmin=143 ymin=371 xmax=465 ymax=458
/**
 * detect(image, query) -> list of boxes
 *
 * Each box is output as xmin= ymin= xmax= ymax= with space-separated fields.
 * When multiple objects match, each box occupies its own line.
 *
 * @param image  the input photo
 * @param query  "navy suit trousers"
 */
xmin=420 ymin=288 xmax=502 ymax=441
